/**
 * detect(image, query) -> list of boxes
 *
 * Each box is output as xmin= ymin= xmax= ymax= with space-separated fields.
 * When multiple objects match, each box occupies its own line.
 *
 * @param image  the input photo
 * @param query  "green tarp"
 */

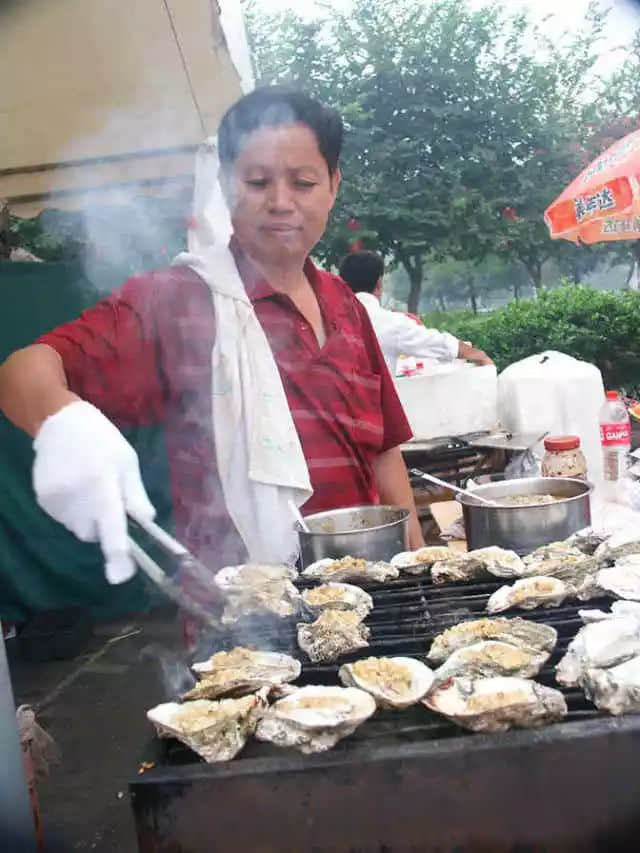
xmin=0 ymin=261 xmax=173 ymax=622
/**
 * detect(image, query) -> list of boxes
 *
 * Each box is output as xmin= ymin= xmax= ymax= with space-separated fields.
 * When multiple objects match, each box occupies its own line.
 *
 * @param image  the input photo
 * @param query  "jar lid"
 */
xmin=544 ymin=435 xmax=581 ymax=452
xmin=606 ymin=390 xmax=620 ymax=401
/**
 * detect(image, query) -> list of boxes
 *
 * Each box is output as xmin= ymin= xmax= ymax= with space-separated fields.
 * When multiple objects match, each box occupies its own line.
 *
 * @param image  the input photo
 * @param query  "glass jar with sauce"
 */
xmin=541 ymin=435 xmax=588 ymax=480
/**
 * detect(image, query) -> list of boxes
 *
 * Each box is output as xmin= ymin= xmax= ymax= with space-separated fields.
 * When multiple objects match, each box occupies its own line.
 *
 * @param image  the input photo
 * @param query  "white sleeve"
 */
xmin=391 ymin=313 xmax=459 ymax=361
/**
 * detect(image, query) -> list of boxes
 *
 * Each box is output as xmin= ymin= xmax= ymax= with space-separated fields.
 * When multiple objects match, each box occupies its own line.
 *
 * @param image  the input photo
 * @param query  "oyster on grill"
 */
xmin=589 ymin=555 xmax=640 ymax=601
xmin=302 ymin=582 xmax=373 ymax=619
xmin=431 ymin=553 xmax=487 ymax=585
xmin=302 ymin=556 xmax=399 ymax=584
xmin=581 ymin=656 xmax=640 ymax=715
xmin=424 ymin=676 xmax=567 ymax=732
xmin=297 ymin=609 xmax=370 ymax=663
xmin=567 ymin=530 xmax=607 ymax=556
xmin=214 ymin=564 xmax=301 ymax=625
xmin=255 ymin=685 xmax=376 ymax=753
xmin=468 ymin=547 xmax=526 ymax=579
xmin=147 ymin=692 xmax=267 ymax=762
xmin=184 ymin=648 xmax=301 ymax=700
xmin=215 ymin=563 xmax=298 ymax=592
xmin=339 ymin=656 xmax=434 ymax=709
xmin=556 ymin=613 xmax=640 ymax=687
xmin=431 ymin=640 xmax=550 ymax=686
xmin=523 ymin=542 xmax=584 ymax=573
xmin=487 ymin=576 xmax=570 ymax=614
xmin=390 ymin=546 xmax=452 ymax=575
xmin=427 ymin=617 xmax=558 ymax=664
xmin=594 ymin=530 xmax=640 ymax=565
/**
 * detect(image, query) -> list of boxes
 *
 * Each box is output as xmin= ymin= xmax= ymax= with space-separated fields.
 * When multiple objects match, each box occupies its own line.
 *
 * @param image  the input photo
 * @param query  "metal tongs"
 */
xmin=127 ymin=513 xmax=222 ymax=631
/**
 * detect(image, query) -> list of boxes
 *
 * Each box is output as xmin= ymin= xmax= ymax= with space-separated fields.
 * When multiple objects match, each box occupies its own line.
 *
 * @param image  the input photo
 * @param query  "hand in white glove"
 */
xmin=33 ymin=401 xmax=155 ymax=584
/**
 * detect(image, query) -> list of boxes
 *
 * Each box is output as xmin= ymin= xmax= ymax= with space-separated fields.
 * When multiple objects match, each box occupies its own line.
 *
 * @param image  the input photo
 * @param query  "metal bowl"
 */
xmin=296 ymin=505 xmax=410 ymax=568
xmin=457 ymin=477 xmax=592 ymax=555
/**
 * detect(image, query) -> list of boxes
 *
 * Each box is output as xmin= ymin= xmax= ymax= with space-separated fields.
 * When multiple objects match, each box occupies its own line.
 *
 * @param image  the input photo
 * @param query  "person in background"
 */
xmin=339 ymin=251 xmax=493 ymax=374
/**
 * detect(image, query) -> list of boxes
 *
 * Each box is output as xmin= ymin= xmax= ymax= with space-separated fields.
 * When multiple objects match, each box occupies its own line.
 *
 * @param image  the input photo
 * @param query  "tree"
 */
xmin=244 ymin=0 xmax=640 ymax=307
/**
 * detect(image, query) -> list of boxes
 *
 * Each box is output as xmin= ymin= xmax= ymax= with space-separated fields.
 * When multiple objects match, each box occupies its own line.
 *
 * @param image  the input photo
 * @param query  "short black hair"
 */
xmin=218 ymin=86 xmax=344 ymax=175
xmin=339 ymin=251 xmax=385 ymax=294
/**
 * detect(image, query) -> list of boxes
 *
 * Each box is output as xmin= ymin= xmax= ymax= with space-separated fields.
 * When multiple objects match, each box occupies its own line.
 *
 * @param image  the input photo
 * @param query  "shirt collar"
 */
xmin=356 ymin=291 xmax=382 ymax=312
xmin=230 ymin=237 xmax=322 ymax=304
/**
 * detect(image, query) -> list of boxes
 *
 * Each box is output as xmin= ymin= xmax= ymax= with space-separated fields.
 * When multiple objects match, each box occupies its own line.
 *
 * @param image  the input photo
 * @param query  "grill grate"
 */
xmin=150 ymin=572 xmax=611 ymax=768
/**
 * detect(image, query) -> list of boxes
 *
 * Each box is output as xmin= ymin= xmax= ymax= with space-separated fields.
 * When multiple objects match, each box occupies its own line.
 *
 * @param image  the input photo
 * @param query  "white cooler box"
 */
xmin=394 ymin=362 xmax=498 ymax=439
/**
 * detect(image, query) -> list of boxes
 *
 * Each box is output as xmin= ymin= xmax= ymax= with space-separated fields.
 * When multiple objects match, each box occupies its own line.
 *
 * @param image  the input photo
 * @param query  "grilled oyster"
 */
xmin=431 ymin=640 xmax=550 ymax=686
xmin=581 ymin=656 xmax=640 ymax=715
xmin=431 ymin=553 xmax=487 ymax=584
xmin=594 ymin=530 xmax=640 ymax=565
xmin=255 ymin=685 xmax=376 ymax=753
xmin=523 ymin=542 xmax=584 ymax=575
xmin=390 ymin=546 xmax=452 ymax=575
xmin=424 ymin=677 xmax=567 ymax=732
xmin=297 ymin=609 xmax=370 ymax=663
xmin=468 ymin=547 xmax=526 ymax=579
xmin=302 ymin=582 xmax=373 ymax=620
xmin=147 ymin=692 xmax=267 ymax=762
xmin=184 ymin=648 xmax=301 ymax=700
xmin=214 ymin=564 xmax=301 ymax=625
xmin=427 ymin=617 xmax=557 ymax=664
xmin=487 ymin=576 xmax=570 ymax=614
xmin=556 ymin=614 xmax=640 ymax=687
xmin=590 ymin=555 xmax=640 ymax=601
xmin=339 ymin=656 xmax=434 ymax=709
xmin=302 ymin=556 xmax=398 ymax=584
xmin=215 ymin=563 xmax=298 ymax=592
xmin=567 ymin=530 xmax=607 ymax=556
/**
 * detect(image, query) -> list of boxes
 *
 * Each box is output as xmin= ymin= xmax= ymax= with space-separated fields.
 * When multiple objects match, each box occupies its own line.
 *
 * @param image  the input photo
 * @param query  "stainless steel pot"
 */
xmin=458 ymin=477 xmax=592 ymax=555
xmin=296 ymin=505 xmax=410 ymax=568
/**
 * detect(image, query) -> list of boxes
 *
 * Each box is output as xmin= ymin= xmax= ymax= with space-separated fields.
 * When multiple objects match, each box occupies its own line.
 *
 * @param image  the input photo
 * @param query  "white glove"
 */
xmin=33 ymin=401 xmax=155 ymax=584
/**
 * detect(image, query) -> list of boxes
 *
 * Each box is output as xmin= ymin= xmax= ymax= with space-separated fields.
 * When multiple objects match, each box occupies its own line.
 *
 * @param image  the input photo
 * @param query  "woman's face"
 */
xmin=223 ymin=122 xmax=340 ymax=267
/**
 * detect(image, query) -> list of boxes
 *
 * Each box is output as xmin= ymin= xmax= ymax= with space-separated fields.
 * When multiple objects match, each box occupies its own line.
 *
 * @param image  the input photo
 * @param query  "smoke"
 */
xmin=141 ymin=643 xmax=196 ymax=700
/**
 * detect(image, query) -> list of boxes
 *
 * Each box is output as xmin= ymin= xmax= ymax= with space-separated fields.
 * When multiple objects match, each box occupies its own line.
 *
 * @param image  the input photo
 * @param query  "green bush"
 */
xmin=423 ymin=286 xmax=640 ymax=397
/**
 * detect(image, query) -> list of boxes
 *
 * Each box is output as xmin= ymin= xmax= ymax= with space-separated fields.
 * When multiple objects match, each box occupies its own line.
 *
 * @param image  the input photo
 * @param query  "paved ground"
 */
xmin=7 ymin=606 xmax=183 ymax=852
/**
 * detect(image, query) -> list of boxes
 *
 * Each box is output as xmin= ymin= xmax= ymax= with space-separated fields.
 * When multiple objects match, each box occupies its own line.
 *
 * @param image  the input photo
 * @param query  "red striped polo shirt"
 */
xmin=37 ymin=248 xmax=412 ymax=569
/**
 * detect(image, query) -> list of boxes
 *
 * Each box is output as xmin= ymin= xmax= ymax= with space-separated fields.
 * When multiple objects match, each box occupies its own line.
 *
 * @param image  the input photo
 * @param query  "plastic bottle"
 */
xmin=599 ymin=390 xmax=631 ymax=500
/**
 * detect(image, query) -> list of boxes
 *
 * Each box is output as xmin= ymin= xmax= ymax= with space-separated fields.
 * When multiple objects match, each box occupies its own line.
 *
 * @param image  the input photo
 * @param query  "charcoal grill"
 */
xmin=131 ymin=573 xmax=640 ymax=852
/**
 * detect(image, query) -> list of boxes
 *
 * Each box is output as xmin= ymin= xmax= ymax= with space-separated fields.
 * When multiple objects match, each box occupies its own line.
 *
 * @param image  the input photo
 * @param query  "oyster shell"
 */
xmin=301 ymin=582 xmax=373 ymax=619
xmin=147 ymin=692 xmax=267 ymax=762
xmin=556 ymin=614 xmax=640 ymax=687
xmin=581 ymin=656 xmax=640 ymax=715
xmin=214 ymin=564 xmax=301 ymax=625
xmin=215 ymin=563 xmax=298 ymax=592
xmin=523 ymin=543 xmax=587 ymax=578
xmin=567 ymin=530 xmax=607 ymax=556
xmin=297 ymin=609 xmax=370 ymax=663
xmin=424 ymin=676 xmax=567 ymax=732
xmin=339 ymin=656 xmax=434 ymax=709
xmin=427 ymin=617 xmax=558 ymax=664
xmin=486 ymin=576 xmax=570 ymax=614
xmin=185 ymin=648 xmax=301 ymax=700
xmin=590 ymin=555 xmax=640 ymax=601
xmin=255 ymin=685 xmax=376 ymax=753
xmin=594 ymin=530 xmax=640 ymax=565
xmin=431 ymin=640 xmax=549 ymax=686
xmin=468 ymin=547 xmax=526 ymax=579
xmin=431 ymin=553 xmax=487 ymax=584
xmin=390 ymin=546 xmax=452 ymax=575
xmin=302 ymin=556 xmax=399 ymax=584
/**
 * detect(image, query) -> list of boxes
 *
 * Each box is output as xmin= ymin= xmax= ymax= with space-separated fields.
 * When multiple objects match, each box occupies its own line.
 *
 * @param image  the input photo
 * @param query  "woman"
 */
xmin=0 ymin=87 xmax=423 ymax=613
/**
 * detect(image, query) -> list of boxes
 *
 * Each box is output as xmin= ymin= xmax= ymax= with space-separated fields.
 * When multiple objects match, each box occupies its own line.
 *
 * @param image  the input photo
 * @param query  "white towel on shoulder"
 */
xmin=173 ymin=139 xmax=312 ymax=565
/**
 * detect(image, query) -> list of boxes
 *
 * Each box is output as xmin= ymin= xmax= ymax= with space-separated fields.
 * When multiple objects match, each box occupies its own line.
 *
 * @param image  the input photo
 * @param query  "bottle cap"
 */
xmin=606 ymin=391 xmax=620 ymax=401
xmin=544 ymin=435 xmax=581 ymax=452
